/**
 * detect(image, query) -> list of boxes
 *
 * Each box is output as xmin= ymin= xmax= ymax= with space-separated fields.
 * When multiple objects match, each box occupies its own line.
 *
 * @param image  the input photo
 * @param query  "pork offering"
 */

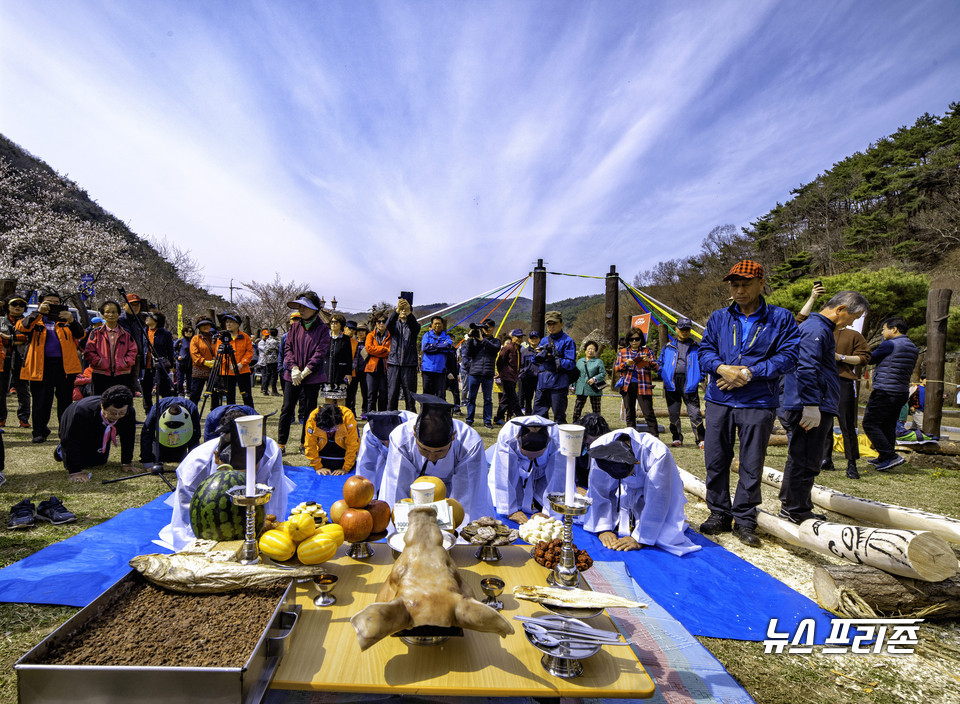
xmin=351 ymin=506 xmax=514 ymax=650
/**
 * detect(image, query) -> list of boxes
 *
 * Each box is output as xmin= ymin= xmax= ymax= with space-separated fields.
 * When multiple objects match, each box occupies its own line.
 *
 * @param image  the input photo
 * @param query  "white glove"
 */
xmin=799 ymin=405 xmax=821 ymax=430
xmin=300 ymin=366 xmax=312 ymax=382
xmin=291 ymin=367 xmax=302 ymax=386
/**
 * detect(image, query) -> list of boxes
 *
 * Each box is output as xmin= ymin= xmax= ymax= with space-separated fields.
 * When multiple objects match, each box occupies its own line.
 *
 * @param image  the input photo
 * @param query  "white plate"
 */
xmin=387 ymin=530 xmax=456 ymax=554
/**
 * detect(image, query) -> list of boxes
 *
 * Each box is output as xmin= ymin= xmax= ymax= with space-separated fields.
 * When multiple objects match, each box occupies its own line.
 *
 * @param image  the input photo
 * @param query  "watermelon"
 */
xmin=189 ymin=469 xmax=266 ymax=541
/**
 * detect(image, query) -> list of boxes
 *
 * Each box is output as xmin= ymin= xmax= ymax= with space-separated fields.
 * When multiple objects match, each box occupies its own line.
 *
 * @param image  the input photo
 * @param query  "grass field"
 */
xmin=2 ymin=388 xmax=959 ymax=704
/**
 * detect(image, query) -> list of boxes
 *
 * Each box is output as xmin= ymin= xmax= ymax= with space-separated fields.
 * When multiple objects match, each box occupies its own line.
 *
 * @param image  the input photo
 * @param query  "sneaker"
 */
xmin=31 ymin=435 xmax=45 ymax=444
xmin=484 ymin=423 xmax=494 ymax=429
xmin=19 ymin=420 xmax=30 ymax=428
xmin=452 ymin=408 xmax=463 ymax=416
xmin=698 ymin=441 xmax=705 ymax=450
xmin=36 ymin=496 xmax=76 ymax=525
xmin=732 ymin=523 xmax=761 ymax=547
xmin=671 ymin=440 xmax=682 ymax=448
xmin=53 ymin=445 xmax=63 ymax=462
xmin=867 ymin=457 xmax=881 ymax=465
xmin=699 ymin=512 xmax=732 ymax=535
xmin=874 ymin=455 xmax=906 ymax=472
xmin=778 ymin=508 xmax=826 ymax=525
xmin=7 ymin=499 xmax=36 ymax=530
xmin=278 ymin=443 xmax=286 ymax=455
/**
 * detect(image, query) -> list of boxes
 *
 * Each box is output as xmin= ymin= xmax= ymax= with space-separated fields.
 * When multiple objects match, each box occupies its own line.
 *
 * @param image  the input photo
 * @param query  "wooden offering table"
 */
xmin=272 ymin=544 xmax=655 ymax=698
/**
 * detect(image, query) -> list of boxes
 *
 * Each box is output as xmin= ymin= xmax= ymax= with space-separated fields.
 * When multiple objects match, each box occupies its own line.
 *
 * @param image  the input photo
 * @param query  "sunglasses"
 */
xmin=627 ymin=338 xmax=641 ymax=342
xmin=9 ymin=302 xmax=26 ymax=307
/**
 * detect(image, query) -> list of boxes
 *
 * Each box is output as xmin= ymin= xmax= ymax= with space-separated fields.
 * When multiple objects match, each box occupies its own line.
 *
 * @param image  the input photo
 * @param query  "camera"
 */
xmin=218 ymin=330 xmax=233 ymax=343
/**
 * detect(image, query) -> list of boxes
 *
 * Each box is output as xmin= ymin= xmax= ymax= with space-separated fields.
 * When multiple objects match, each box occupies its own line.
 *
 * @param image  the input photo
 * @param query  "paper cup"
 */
xmin=557 ymin=424 xmax=586 ymax=457
xmin=233 ymin=414 xmax=265 ymax=448
xmin=411 ymin=481 xmax=436 ymax=505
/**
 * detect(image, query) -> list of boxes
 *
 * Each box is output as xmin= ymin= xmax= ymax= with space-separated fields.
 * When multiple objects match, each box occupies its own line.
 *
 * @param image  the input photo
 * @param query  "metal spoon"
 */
xmin=514 ymin=616 xmax=624 ymax=641
xmin=523 ymin=623 xmax=625 ymax=646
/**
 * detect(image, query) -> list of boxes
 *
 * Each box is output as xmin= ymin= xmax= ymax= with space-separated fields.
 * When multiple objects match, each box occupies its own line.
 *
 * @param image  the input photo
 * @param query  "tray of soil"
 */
xmin=16 ymin=569 xmax=300 ymax=704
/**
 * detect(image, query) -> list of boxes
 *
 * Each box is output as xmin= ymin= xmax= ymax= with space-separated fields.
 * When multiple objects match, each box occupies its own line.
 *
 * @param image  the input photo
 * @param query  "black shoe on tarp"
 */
xmin=36 ymin=496 xmax=76 ymax=525
xmin=7 ymin=499 xmax=36 ymax=530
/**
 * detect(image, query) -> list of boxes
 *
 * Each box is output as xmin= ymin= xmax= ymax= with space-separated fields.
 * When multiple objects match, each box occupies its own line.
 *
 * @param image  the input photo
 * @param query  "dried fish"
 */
xmin=129 ymin=553 xmax=326 ymax=594
xmin=513 ymin=585 xmax=647 ymax=610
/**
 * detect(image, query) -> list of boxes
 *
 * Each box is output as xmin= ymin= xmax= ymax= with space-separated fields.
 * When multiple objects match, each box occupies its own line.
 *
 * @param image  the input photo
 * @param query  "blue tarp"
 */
xmin=0 ymin=466 xmax=833 ymax=642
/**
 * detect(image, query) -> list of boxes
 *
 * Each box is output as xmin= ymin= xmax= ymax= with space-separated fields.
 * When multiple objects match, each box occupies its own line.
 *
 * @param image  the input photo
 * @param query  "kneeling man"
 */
xmin=56 ymin=385 xmax=136 ymax=482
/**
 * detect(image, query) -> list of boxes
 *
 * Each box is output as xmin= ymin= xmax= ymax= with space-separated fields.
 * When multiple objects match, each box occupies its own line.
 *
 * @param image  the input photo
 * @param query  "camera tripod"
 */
xmin=198 ymin=335 xmax=243 ymax=417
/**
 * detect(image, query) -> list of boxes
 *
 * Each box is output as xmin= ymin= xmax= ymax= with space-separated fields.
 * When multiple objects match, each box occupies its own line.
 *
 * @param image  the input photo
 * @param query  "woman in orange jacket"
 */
xmin=304 ymin=400 xmax=359 ymax=475
xmin=364 ymin=315 xmax=391 ymax=412
xmin=217 ymin=313 xmax=255 ymax=408
xmin=189 ymin=316 xmax=220 ymax=409
xmin=16 ymin=290 xmax=84 ymax=443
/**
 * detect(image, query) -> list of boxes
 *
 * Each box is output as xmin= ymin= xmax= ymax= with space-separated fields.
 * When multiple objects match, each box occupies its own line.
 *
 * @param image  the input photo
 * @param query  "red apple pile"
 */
xmin=330 ymin=476 xmax=390 ymax=543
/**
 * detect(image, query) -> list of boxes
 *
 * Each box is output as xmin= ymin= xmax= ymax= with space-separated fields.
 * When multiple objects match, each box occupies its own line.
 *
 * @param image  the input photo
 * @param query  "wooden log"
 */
xmin=677 ymin=468 xmax=958 ymax=581
xmin=909 ymin=439 xmax=960 ymax=456
xmin=813 ymin=564 xmax=960 ymax=618
xmin=924 ymin=288 xmax=951 ymax=437
xmin=799 ymin=520 xmax=957 ymax=581
xmin=752 ymin=465 xmax=960 ymax=544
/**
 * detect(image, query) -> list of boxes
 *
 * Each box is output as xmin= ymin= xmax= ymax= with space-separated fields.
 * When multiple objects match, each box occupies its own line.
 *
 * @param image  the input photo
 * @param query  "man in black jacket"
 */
xmin=463 ymin=318 xmax=501 ymax=428
xmin=386 ymin=298 xmax=422 ymax=412
xmin=55 ymin=385 xmax=135 ymax=482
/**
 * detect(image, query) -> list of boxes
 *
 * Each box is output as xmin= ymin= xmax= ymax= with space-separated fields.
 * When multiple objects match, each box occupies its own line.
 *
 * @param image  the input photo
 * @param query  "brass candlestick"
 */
xmin=546 ymin=492 xmax=592 ymax=588
xmin=227 ymin=484 xmax=273 ymax=565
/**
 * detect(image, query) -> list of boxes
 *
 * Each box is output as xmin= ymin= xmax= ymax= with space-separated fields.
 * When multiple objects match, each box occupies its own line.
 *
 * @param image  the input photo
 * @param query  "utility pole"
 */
xmin=531 ymin=259 xmax=546 ymax=336
xmin=604 ymin=265 xmax=618 ymax=346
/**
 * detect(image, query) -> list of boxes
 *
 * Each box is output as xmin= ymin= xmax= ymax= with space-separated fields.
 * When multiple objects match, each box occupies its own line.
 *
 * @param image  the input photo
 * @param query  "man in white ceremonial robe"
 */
xmin=159 ymin=408 xmax=294 ymax=551
xmin=355 ymin=410 xmax=416 ymax=494
xmin=379 ymin=394 xmax=494 ymax=524
xmin=486 ymin=415 xmax=566 ymax=524
xmin=582 ymin=428 xmax=700 ymax=555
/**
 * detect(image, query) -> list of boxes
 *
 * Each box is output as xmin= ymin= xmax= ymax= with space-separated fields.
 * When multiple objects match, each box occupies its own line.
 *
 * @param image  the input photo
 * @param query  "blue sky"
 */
xmin=2 ymin=1 xmax=958 ymax=311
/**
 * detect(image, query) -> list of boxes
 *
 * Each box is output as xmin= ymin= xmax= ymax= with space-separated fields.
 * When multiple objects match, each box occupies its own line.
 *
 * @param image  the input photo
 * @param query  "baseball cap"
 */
xmin=723 ymin=260 xmax=764 ymax=281
xmin=676 ymin=317 xmax=693 ymax=329
xmin=510 ymin=328 xmax=524 ymax=337
xmin=544 ymin=310 xmax=563 ymax=323
xmin=126 ymin=293 xmax=141 ymax=303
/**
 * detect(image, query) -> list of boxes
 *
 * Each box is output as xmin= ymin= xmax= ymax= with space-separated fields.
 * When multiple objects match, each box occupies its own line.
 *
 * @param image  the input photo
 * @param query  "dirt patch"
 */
xmin=40 ymin=577 xmax=285 ymax=668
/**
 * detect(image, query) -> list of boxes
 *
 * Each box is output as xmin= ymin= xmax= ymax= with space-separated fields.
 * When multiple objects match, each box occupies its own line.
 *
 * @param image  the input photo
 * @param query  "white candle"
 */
xmin=245 ymin=446 xmax=256 ymax=497
xmin=564 ymin=454 xmax=576 ymax=507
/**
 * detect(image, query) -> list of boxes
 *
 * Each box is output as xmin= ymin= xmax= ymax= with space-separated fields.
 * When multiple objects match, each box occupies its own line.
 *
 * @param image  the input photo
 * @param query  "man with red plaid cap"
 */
xmin=697 ymin=260 xmax=800 ymax=546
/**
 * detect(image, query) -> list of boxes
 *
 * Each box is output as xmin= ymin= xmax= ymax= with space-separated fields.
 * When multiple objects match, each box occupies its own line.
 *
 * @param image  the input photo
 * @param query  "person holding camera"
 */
xmin=533 ymin=311 xmax=577 ymax=423
xmin=614 ymin=327 xmax=659 ymax=435
xmin=572 ymin=340 xmax=606 ymax=422
xmin=188 ymin=316 xmax=221 ymax=409
xmin=216 ymin=313 xmax=255 ymax=409
xmin=658 ymin=317 xmax=705 ymax=448
xmin=463 ymin=318 xmax=501 ymax=428
xmin=1 ymin=296 xmax=31 ymax=429
xmin=421 ymin=315 xmax=454 ymax=398
xmin=385 ymin=297 xmax=422 ymax=412
xmin=142 ymin=311 xmax=175 ymax=413
xmin=16 ymin=290 xmax=85 ymax=443
xmin=518 ymin=331 xmax=541 ymax=415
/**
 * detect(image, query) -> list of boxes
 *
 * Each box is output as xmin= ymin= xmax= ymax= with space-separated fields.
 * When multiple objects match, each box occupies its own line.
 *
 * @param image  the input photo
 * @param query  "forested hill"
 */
xmin=635 ymin=102 xmax=960 ymax=327
xmin=0 ymin=134 xmax=227 ymax=316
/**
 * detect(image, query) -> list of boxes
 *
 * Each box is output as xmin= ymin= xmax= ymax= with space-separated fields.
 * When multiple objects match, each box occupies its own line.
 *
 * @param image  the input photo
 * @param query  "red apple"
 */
xmin=340 ymin=508 xmax=373 ymax=543
xmin=329 ymin=499 xmax=349 ymax=524
xmin=366 ymin=499 xmax=391 ymax=533
xmin=343 ymin=475 xmax=375 ymax=508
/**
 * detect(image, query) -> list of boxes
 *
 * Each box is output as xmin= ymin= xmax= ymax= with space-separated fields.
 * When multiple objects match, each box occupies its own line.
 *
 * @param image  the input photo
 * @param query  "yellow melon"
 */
xmin=413 ymin=475 xmax=446 ymax=501
xmin=316 ymin=522 xmax=345 ymax=547
xmin=445 ymin=498 xmax=465 ymax=528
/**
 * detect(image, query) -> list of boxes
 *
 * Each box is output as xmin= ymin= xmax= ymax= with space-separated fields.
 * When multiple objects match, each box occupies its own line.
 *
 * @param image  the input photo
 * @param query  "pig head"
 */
xmin=351 ymin=506 xmax=514 ymax=650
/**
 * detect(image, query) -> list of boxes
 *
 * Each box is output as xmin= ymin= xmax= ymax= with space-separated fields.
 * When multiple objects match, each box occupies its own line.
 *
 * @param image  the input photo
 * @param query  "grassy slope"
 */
xmin=2 ymin=390 xmax=959 ymax=704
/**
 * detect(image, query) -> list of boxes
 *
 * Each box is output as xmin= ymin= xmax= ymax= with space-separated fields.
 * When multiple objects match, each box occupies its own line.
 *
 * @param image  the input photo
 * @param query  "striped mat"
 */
xmin=263 ymin=560 xmax=754 ymax=704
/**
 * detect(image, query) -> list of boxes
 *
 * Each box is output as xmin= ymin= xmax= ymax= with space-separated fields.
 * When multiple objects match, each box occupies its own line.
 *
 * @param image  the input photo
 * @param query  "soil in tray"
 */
xmin=41 ymin=577 xmax=286 ymax=668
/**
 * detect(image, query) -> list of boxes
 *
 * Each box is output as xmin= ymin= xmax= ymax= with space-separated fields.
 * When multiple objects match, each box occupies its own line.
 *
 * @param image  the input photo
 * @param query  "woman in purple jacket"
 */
xmin=277 ymin=292 xmax=330 ymax=454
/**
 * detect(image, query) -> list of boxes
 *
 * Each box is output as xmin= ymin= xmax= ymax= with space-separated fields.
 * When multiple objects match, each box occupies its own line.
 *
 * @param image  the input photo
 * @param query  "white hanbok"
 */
xmin=486 ymin=415 xmax=566 ymax=516
xmin=582 ymin=429 xmax=700 ymax=556
xmin=355 ymin=410 xmax=416 ymax=492
xmin=379 ymin=418 xmax=494 ymax=524
xmin=158 ymin=437 xmax=294 ymax=552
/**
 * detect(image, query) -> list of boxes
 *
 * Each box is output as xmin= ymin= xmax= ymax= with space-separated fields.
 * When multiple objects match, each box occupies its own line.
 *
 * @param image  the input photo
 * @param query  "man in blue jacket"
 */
xmin=779 ymin=291 xmax=869 ymax=524
xmin=698 ymin=261 xmax=800 ymax=546
xmin=534 ymin=311 xmax=577 ymax=423
xmin=862 ymin=316 xmax=919 ymax=472
xmin=658 ymin=317 xmax=704 ymax=448
xmin=421 ymin=316 xmax=454 ymax=398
